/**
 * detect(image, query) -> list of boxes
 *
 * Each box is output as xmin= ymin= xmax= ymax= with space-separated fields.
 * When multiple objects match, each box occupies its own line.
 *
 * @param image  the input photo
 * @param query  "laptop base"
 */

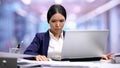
xmin=61 ymin=57 xmax=101 ymax=62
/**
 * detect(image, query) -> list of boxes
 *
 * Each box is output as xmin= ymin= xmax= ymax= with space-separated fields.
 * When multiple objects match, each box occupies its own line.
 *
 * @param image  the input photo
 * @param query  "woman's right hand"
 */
xmin=35 ymin=55 xmax=49 ymax=61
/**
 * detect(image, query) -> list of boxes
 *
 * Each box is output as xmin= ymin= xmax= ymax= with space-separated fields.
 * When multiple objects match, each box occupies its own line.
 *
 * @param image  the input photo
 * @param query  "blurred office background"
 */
xmin=0 ymin=0 xmax=120 ymax=54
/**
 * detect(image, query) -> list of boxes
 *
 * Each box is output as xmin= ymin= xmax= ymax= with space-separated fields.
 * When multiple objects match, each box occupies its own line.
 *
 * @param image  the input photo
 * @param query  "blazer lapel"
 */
xmin=42 ymin=30 xmax=50 ymax=56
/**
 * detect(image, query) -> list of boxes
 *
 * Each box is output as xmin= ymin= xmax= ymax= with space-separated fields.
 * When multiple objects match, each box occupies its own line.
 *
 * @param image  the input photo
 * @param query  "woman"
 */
xmin=24 ymin=4 xmax=66 ymax=61
xmin=24 ymin=4 xmax=110 ymax=61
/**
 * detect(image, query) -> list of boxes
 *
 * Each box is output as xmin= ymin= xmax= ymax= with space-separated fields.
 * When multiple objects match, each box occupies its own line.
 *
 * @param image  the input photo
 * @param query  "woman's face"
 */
xmin=49 ymin=13 xmax=65 ymax=35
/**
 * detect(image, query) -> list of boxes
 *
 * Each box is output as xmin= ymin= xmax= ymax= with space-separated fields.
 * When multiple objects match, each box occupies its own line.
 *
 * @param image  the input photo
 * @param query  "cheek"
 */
xmin=50 ymin=23 xmax=55 ymax=28
xmin=60 ymin=23 xmax=65 ymax=27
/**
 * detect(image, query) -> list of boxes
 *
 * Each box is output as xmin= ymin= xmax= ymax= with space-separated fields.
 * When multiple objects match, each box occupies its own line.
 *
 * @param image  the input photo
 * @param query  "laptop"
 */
xmin=61 ymin=30 xmax=109 ymax=61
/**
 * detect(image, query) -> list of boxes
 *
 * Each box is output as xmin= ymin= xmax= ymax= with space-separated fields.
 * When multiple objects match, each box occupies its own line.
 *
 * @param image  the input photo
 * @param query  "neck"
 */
xmin=54 ymin=34 xmax=61 ymax=39
xmin=50 ymin=30 xmax=62 ymax=39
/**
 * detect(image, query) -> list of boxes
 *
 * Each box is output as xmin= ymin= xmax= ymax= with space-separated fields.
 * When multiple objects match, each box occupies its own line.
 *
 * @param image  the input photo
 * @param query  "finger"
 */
xmin=36 ymin=55 xmax=43 ymax=61
xmin=42 ymin=56 xmax=49 ymax=61
xmin=36 ymin=58 xmax=40 ymax=61
xmin=36 ymin=55 xmax=41 ymax=61
xmin=39 ymin=56 xmax=48 ymax=61
xmin=101 ymin=55 xmax=108 ymax=60
xmin=35 ymin=55 xmax=49 ymax=61
xmin=104 ymin=56 xmax=108 ymax=60
xmin=106 ymin=53 xmax=113 ymax=59
xmin=39 ymin=56 xmax=45 ymax=61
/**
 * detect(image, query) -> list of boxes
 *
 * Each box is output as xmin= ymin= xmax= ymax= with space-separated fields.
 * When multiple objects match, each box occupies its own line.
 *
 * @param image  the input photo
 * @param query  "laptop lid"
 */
xmin=61 ymin=30 xmax=109 ymax=61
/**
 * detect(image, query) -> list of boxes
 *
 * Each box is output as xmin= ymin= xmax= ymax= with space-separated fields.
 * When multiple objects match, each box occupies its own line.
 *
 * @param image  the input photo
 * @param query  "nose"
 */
xmin=56 ymin=22 xmax=60 ymax=27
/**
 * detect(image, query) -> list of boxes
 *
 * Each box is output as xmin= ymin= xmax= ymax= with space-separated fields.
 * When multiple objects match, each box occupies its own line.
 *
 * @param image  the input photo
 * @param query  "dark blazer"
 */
xmin=24 ymin=30 xmax=65 ymax=57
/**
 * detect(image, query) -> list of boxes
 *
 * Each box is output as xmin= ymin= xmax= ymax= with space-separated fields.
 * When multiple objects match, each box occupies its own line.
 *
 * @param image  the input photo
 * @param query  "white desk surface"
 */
xmin=18 ymin=59 xmax=120 ymax=68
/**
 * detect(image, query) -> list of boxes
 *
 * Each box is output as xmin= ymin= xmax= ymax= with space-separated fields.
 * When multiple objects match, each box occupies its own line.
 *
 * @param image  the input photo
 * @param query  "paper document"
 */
xmin=18 ymin=58 xmax=100 ymax=67
xmin=0 ymin=52 xmax=35 ymax=58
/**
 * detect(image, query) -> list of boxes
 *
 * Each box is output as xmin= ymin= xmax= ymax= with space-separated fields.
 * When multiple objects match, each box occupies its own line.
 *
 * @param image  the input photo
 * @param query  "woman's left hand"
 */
xmin=101 ymin=53 xmax=113 ymax=60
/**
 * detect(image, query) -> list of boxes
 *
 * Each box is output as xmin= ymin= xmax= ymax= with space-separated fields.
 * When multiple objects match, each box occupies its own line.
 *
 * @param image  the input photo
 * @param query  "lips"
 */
xmin=55 ymin=27 xmax=61 ymax=30
xmin=55 ymin=28 xmax=61 ymax=30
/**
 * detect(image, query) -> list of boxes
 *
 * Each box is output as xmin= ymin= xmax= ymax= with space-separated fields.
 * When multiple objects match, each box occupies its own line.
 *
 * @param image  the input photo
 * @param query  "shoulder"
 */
xmin=35 ymin=31 xmax=49 ymax=38
xmin=36 ymin=32 xmax=45 ymax=36
xmin=35 ymin=32 xmax=46 ymax=37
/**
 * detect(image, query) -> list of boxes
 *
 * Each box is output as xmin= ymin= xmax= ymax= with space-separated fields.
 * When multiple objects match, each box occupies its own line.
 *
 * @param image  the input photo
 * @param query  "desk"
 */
xmin=18 ymin=59 xmax=120 ymax=68
xmin=1 ymin=52 xmax=119 ymax=68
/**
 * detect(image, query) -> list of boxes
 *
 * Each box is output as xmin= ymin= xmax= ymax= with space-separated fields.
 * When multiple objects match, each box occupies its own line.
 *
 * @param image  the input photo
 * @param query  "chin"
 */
xmin=55 ymin=30 xmax=61 ymax=33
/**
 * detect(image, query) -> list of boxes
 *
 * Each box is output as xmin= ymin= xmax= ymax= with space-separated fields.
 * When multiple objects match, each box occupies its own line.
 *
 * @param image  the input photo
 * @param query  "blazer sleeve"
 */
xmin=24 ymin=33 xmax=43 ymax=55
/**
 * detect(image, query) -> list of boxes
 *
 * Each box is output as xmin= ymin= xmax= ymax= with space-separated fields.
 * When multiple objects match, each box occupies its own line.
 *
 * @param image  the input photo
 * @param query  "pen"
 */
xmin=14 ymin=41 xmax=23 ymax=53
xmin=17 ymin=41 xmax=23 ymax=48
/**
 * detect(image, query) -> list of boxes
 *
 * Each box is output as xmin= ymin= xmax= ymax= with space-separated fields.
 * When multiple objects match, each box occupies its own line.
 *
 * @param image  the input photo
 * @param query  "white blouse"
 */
xmin=47 ymin=31 xmax=63 ymax=60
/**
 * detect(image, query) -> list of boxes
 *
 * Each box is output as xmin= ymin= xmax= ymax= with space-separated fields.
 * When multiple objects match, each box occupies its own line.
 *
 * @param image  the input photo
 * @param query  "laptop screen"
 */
xmin=61 ymin=30 xmax=109 ymax=61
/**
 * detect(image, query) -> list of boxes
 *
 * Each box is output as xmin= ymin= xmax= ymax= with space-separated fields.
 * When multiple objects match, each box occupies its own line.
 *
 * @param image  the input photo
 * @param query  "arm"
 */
xmin=24 ymin=33 xmax=49 ymax=61
xmin=24 ymin=33 xmax=41 ymax=55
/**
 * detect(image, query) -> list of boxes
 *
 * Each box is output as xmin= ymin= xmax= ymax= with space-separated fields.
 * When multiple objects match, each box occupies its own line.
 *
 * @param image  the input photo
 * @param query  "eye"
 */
xmin=60 ymin=19 xmax=65 ymax=22
xmin=51 ymin=20 xmax=56 ymax=23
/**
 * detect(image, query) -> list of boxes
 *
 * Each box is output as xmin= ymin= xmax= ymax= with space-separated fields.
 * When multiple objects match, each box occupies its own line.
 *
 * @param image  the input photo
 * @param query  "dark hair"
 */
xmin=47 ymin=4 xmax=67 ymax=23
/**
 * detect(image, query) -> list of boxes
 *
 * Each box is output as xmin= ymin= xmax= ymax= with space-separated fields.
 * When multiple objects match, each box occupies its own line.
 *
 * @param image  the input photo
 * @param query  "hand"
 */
xmin=35 ymin=55 xmax=49 ymax=61
xmin=101 ymin=53 xmax=113 ymax=60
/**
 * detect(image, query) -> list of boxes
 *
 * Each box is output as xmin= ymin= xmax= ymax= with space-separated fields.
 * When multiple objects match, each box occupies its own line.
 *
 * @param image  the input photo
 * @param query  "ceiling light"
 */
xmin=54 ymin=0 xmax=63 ymax=4
xmin=21 ymin=0 xmax=31 ymax=5
xmin=86 ymin=0 xmax=96 ymax=3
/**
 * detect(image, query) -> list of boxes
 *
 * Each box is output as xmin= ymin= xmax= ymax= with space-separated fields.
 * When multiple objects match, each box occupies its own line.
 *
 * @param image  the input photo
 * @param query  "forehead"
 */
xmin=50 ymin=13 xmax=65 ymax=20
